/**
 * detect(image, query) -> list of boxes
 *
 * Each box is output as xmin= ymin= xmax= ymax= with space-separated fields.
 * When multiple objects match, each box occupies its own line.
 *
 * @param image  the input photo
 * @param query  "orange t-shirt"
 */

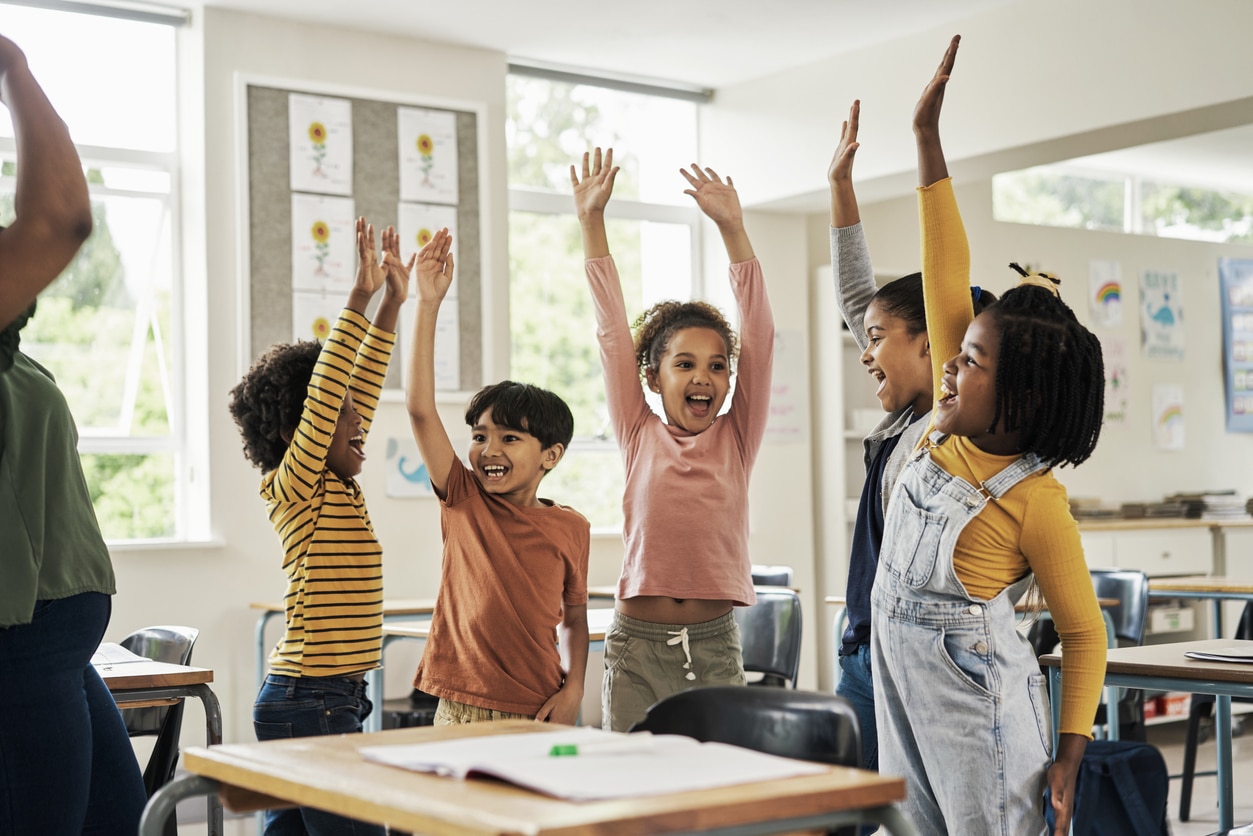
xmin=414 ymin=460 xmax=590 ymax=715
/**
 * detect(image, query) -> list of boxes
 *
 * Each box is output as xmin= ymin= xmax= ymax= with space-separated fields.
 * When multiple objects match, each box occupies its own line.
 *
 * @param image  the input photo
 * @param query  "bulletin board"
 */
xmin=239 ymin=79 xmax=485 ymax=391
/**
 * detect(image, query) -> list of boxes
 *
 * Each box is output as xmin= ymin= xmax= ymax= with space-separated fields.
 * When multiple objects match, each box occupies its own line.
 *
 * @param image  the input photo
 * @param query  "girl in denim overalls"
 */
xmin=871 ymin=36 xmax=1110 ymax=836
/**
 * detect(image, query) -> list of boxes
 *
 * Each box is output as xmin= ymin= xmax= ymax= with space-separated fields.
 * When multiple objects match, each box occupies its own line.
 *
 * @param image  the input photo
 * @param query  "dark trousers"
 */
xmin=0 ymin=591 xmax=147 ymax=835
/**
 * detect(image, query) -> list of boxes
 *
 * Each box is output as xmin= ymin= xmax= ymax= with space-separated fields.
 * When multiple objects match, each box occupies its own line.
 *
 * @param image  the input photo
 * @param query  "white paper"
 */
xmin=1152 ymin=383 xmax=1185 ymax=451
xmin=1185 ymin=644 xmax=1253 ymax=663
xmin=291 ymin=193 xmax=356 ymax=294
xmin=1140 ymin=269 xmax=1185 ymax=361
xmin=398 ymin=297 xmax=460 ymax=391
xmin=385 ymin=437 xmax=435 ymax=498
xmin=289 ymin=93 xmax=353 ymax=196
xmin=359 ymin=727 xmax=826 ymax=801
xmin=92 ymin=642 xmax=148 ymax=667
xmin=397 ymin=202 xmax=458 ymax=299
xmin=398 ymin=107 xmax=458 ymax=205
xmin=292 ymin=291 xmax=343 ymax=344
xmin=1088 ymin=259 xmax=1123 ymax=328
xmin=1101 ymin=336 xmax=1129 ymax=426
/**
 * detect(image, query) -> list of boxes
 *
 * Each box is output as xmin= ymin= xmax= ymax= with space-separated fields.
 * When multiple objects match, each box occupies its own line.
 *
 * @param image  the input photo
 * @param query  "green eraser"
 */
xmin=548 ymin=744 xmax=578 ymax=756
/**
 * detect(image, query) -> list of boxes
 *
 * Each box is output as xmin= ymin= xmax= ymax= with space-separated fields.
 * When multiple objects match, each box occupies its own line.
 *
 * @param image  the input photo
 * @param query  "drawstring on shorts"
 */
xmin=667 ymin=626 xmax=697 ymax=681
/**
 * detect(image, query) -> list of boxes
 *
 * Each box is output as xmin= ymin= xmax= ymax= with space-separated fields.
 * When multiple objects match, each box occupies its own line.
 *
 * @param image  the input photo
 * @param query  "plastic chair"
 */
xmin=118 ymin=625 xmax=199 ymax=804
xmin=750 ymin=564 xmax=794 ymax=587
xmin=381 ymin=687 xmax=440 ymax=729
xmin=733 ymin=588 xmax=802 ymax=688
xmin=1179 ymin=601 xmax=1253 ymax=821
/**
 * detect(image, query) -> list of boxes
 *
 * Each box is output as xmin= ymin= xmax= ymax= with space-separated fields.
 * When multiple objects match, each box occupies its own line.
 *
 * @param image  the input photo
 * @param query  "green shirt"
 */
xmin=0 ymin=351 xmax=115 ymax=627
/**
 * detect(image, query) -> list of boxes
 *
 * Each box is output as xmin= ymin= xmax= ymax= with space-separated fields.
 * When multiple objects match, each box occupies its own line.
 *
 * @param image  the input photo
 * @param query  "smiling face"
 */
xmin=861 ymin=299 xmax=933 ymax=417
xmin=645 ymin=326 xmax=731 ymax=434
xmin=469 ymin=406 xmax=563 ymax=507
xmin=935 ymin=311 xmax=1021 ymax=455
xmin=326 ymin=390 xmax=366 ymax=480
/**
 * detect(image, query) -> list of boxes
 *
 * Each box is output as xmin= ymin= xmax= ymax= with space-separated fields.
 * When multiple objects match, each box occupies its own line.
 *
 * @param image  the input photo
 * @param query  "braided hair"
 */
xmin=632 ymin=300 xmax=738 ymax=382
xmin=984 ymin=264 xmax=1104 ymax=468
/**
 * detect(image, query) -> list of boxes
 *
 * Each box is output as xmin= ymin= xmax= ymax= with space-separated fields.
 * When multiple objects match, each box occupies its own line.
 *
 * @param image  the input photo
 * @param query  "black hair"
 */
xmin=984 ymin=279 xmax=1105 ymax=468
xmin=465 ymin=380 xmax=574 ymax=451
xmin=632 ymin=300 xmax=738 ymax=381
xmin=871 ymin=272 xmax=997 ymax=337
xmin=227 ymin=341 xmax=321 ymax=472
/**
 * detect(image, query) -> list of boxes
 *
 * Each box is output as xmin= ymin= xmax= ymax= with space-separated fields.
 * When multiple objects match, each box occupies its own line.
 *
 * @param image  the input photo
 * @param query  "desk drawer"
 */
xmin=1114 ymin=530 xmax=1210 ymax=576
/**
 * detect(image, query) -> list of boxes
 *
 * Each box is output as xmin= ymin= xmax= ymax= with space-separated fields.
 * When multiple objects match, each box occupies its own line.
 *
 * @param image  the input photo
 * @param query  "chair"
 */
xmin=733 ymin=588 xmax=802 ymax=688
xmin=381 ymin=687 xmax=440 ymax=729
xmin=118 ymin=625 xmax=199 ymax=808
xmin=1179 ymin=601 xmax=1253 ymax=822
xmin=750 ymin=564 xmax=794 ymax=588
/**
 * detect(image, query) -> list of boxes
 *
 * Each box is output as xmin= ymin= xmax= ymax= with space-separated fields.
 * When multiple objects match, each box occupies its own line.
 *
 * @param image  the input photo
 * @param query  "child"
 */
xmin=0 ymin=31 xmax=148 ymax=836
xmin=828 ymin=98 xmax=993 ymax=773
xmin=870 ymin=36 xmax=1108 ymax=836
xmin=405 ymin=228 xmax=590 ymax=726
xmin=572 ymin=148 xmax=774 ymax=732
xmin=228 ymin=218 xmax=405 ymax=836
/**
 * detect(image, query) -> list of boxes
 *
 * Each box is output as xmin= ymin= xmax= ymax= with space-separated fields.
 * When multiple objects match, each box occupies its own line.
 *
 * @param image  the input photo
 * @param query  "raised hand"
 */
xmin=380 ymin=225 xmax=414 ymax=301
xmin=680 ymin=163 xmax=744 ymax=229
xmin=828 ymin=99 xmax=861 ymax=188
xmin=571 ymin=147 xmax=619 ymax=220
xmin=414 ymin=227 xmax=454 ymax=304
xmin=352 ymin=217 xmax=386 ymax=298
xmin=915 ymin=34 xmax=960 ymax=137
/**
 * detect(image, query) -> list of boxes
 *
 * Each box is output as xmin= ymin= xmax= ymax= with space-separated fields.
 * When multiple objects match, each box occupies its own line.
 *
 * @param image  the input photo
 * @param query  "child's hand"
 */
xmin=380 ymin=225 xmax=414 ymax=300
xmin=414 ymin=227 xmax=454 ymax=304
xmin=827 ymin=99 xmax=860 ymax=187
xmin=571 ymin=147 xmax=619 ymax=220
xmin=914 ymin=34 xmax=959 ymax=137
xmin=534 ymin=681 xmax=583 ymax=725
xmin=352 ymin=217 xmax=386 ymax=297
xmin=681 ymin=163 xmax=744 ymax=230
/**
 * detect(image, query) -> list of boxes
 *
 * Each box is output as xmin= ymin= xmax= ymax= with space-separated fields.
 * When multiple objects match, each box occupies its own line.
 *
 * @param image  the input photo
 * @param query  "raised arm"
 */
xmin=681 ymin=163 xmax=754 ymax=264
xmin=404 ymin=228 xmax=457 ymax=498
xmin=828 ymin=99 xmax=877 ymax=351
xmin=350 ymin=225 xmax=411 ymax=444
xmin=372 ymin=225 xmax=410 ymax=333
xmin=0 ymin=34 xmax=93 ymax=329
xmin=915 ymin=35 xmax=958 ymax=189
xmin=572 ymin=147 xmax=618 ymax=259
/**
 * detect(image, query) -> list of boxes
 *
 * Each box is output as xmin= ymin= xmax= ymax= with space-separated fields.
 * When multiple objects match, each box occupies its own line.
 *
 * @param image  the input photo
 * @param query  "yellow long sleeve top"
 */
xmin=920 ymin=178 xmax=1107 ymax=738
xmin=262 ymin=307 xmax=393 ymax=678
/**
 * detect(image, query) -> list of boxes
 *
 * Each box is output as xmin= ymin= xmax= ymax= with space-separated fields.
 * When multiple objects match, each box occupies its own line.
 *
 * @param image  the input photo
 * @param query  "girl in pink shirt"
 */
xmin=573 ymin=148 xmax=774 ymax=731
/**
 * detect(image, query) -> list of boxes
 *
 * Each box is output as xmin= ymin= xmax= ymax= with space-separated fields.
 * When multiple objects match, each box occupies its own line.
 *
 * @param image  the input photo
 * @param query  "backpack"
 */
xmin=1044 ymin=740 xmax=1170 ymax=835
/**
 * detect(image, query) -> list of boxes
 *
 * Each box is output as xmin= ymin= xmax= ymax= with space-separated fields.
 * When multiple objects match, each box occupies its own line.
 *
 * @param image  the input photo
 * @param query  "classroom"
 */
xmin=6 ymin=0 xmax=1253 ymax=833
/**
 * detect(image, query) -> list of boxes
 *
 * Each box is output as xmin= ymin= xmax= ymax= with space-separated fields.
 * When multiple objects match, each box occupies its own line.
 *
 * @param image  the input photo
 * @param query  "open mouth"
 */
xmin=938 ymin=380 xmax=957 ymax=406
xmin=349 ymin=435 xmax=366 ymax=459
xmin=482 ymin=464 xmax=508 ymax=481
xmin=686 ymin=393 xmax=712 ymax=418
xmin=869 ymin=368 xmax=886 ymax=397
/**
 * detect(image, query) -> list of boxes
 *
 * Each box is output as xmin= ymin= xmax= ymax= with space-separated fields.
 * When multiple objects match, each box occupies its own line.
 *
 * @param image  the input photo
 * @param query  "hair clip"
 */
xmin=1008 ymin=263 xmax=1061 ymax=298
xmin=971 ymin=285 xmax=983 ymax=304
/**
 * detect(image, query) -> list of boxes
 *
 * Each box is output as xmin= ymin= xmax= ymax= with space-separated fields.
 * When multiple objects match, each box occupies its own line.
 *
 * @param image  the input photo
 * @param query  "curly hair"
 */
xmin=984 ymin=282 xmax=1105 ymax=468
xmin=466 ymin=380 xmax=574 ymax=450
xmin=227 ymin=340 xmax=321 ymax=472
xmin=631 ymin=300 xmax=739 ymax=381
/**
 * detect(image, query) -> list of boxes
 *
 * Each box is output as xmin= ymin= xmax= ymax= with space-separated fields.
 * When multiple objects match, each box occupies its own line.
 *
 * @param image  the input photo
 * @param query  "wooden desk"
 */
xmin=139 ymin=721 xmax=916 ymax=835
xmin=1149 ymin=575 xmax=1253 ymax=637
xmin=1041 ymin=639 xmax=1253 ymax=831
xmin=101 ymin=659 xmax=224 ymax=836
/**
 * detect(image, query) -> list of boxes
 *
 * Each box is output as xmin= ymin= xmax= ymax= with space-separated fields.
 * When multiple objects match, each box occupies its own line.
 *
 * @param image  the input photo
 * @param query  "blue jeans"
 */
xmin=837 ymin=642 xmax=878 ymax=772
xmin=0 ymin=591 xmax=147 ymax=836
xmin=254 ymin=673 xmax=385 ymax=836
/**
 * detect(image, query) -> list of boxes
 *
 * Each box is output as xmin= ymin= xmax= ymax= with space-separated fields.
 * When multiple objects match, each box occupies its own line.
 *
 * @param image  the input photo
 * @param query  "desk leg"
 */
xmin=255 ymin=609 xmax=281 ymax=688
xmin=1218 ymin=694 xmax=1233 ymax=832
xmin=188 ymin=683 xmax=224 ymax=834
xmin=139 ymin=773 xmax=219 ymax=836
xmin=1212 ymin=599 xmax=1225 ymax=639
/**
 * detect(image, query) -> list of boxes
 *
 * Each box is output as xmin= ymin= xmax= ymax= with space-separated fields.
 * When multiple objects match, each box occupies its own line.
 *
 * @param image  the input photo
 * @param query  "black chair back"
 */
xmin=1088 ymin=568 xmax=1149 ymax=647
xmin=119 ymin=625 xmax=199 ymax=801
xmin=733 ymin=589 xmax=802 ymax=688
xmin=750 ymin=564 xmax=794 ymax=587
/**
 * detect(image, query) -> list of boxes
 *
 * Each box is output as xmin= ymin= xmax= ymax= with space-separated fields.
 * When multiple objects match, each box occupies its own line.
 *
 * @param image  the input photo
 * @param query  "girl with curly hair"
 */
xmin=572 ymin=147 xmax=774 ymax=731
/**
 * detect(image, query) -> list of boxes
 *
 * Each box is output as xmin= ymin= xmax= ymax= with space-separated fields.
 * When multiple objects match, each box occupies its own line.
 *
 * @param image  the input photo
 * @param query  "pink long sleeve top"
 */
xmin=586 ymin=255 xmax=774 ymax=606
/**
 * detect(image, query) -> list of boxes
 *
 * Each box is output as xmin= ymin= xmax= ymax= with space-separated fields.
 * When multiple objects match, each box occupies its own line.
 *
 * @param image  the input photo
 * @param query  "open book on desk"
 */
xmin=1185 ymin=643 xmax=1253 ymax=664
xmin=91 ymin=642 xmax=149 ymax=668
xmin=359 ymin=726 xmax=827 ymax=801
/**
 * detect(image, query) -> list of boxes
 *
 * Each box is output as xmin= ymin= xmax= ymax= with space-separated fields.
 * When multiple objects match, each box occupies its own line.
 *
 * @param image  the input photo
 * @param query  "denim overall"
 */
xmin=870 ymin=433 xmax=1053 ymax=836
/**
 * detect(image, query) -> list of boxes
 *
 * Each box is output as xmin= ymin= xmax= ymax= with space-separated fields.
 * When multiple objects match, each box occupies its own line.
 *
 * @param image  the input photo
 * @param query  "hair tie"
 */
xmin=1008 ymin=262 xmax=1061 ymax=298
xmin=971 ymin=286 xmax=982 ymax=304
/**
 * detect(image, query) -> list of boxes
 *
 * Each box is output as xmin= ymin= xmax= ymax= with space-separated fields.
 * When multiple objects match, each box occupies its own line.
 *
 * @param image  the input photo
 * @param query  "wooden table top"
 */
xmin=98 ymin=659 xmax=214 ymax=691
xmin=385 ymin=608 xmax=617 ymax=642
xmin=251 ymin=598 xmax=439 ymax=616
xmin=1149 ymin=576 xmax=1253 ymax=594
xmin=185 ymin=720 xmax=905 ymax=835
xmin=1039 ymin=639 xmax=1253 ymax=684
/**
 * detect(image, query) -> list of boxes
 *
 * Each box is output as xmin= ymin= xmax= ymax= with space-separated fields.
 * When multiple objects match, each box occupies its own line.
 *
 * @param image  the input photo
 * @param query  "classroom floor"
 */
xmin=175 ymin=716 xmax=1253 ymax=835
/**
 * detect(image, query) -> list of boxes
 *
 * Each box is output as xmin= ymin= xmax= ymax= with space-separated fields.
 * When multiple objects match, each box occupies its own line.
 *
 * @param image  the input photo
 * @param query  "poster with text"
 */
xmin=1219 ymin=257 xmax=1253 ymax=432
xmin=1101 ymin=335 xmax=1129 ymax=425
xmin=398 ymin=201 xmax=458 ymax=297
xmin=1139 ymin=269 xmax=1184 ymax=361
xmin=291 ymin=193 xmax=355 ymax=294
xmin=384 ymin=437 xmax=435 ymax=498
xmin=765 ymin=330 xmax=806 ymax=444
xmin=291 ymin=290 xmax=341 ymax=344
xmin=398 ymin=107 xmax=458 ymax=205
xmin=398 ymin=296 xmax=460 ymax=391
xmin=1152 ymin=383 xmax=1184 ymax=451
xmin=1088 ymin=259 xmax=1123 ymax=328
xmin=289 ymin=93 xmax=353 ymax=196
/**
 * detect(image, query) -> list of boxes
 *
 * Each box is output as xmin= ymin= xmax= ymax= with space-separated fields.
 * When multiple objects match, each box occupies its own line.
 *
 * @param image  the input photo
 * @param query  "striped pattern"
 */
xmin=260 ymin=308 xmax=394 ymax=678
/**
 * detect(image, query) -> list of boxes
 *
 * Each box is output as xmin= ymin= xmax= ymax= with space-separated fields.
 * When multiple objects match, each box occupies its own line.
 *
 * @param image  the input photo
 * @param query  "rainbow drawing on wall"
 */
xmin=1096 ymin=282 xmax=1121 ymax=305
xmin=1157 ymin=404 xmax=1183 ymax=427
xmin=1088 ymin=260 xmax=1123 ymax=328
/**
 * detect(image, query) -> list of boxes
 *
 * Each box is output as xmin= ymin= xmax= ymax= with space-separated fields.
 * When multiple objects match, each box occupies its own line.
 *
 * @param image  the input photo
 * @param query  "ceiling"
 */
xmin=200 ymin=0 xmax=1253 ymax=199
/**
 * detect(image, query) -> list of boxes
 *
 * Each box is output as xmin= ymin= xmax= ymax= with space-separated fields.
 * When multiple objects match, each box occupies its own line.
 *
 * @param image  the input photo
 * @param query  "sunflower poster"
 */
xmin=1152 ymin=383 xmax=1184 ymax=451
xmin=291 ymin=193 xmax=355 ymax=293
xmin=288 ymin=93 xmax=353 ymax=196
xmin=291 ymin=291 xmax=342 ymax=344
xmin=398 ymin=294 xmax=460 ymax=391
xmin=398 ymin=201 xmax=458 ymax=295
xmin=398 ymin=106 xmax=458 ymax=205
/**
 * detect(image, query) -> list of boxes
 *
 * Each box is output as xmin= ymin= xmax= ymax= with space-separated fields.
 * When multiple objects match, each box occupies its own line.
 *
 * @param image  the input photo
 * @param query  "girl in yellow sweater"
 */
xmin=870 ymin=36 xmax=1108 ymax=836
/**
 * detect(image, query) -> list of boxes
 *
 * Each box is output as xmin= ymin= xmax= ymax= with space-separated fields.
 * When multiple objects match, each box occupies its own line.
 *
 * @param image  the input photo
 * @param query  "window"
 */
xmin=0 ymin=3 xmax=192 ymax=542
xmin=506 ymin=72 xmax=701 ymax=529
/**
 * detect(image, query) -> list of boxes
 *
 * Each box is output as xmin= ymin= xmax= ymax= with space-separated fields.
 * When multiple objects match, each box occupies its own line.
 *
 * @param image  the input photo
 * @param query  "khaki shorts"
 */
xmin=601 ymin=610 xmax=744 ymax=732
xmin=433 ymin=698 xmax=533 ymax=726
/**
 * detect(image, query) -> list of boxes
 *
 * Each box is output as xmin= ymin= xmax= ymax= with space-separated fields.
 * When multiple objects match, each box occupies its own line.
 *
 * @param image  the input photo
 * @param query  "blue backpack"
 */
xmin=1044 ymin=740 xmax=1170 ymax=835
